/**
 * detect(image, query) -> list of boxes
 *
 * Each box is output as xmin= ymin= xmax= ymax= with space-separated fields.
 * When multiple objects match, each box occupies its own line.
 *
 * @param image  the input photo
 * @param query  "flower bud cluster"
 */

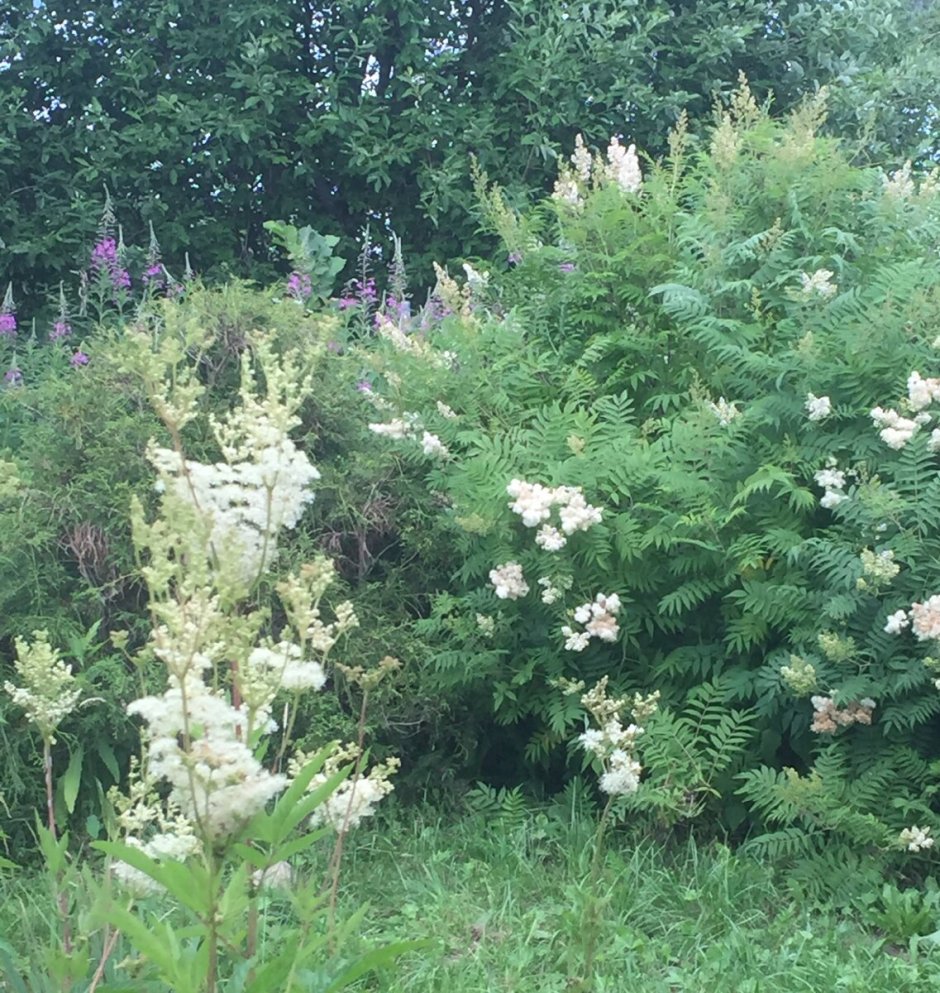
xmin=856 ymin=548 xmax=900 ymax=591
xmin=809 ymin=695 xmax=875 ymax=734
xmin=814 ymin=461 xmax=848 ymax=509
xmin=3 ymin=630 xmax=81 ymax=743
xmin=780 ymin=654 xmax=818 ymax=695
xmin=562 ymin=593 xmax=621 ymax=652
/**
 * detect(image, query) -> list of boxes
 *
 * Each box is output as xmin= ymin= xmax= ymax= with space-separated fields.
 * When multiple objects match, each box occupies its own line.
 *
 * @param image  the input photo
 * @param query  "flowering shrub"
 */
xmin=353 ymin=82 xmax=940 ymax=882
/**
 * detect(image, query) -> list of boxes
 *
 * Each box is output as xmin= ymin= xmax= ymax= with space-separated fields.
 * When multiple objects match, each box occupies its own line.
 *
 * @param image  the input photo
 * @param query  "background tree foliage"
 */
xmin=2 ymin=0 xmax=938 ymax=312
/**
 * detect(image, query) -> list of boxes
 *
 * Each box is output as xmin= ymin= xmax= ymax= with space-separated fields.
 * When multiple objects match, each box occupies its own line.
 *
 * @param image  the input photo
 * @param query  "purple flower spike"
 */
xmin=559 ymin=262 xmax=576 ymax=273
xmin=0 ymin=312 xmax=16 ymax=336
xmin=508 ymin=251 xmax=523 ymax=265
xmin=50 ymin=320 xmax=72 ymax=341
xmin=70 ymin=350 xmax=90 ymax=368
xmin=287 ymin=271 xmax=313 ymax=300
xmin=356 ymin=380 xmax=373 ymax=394
xmin=4 ymin=367 xmax=23 ymax=386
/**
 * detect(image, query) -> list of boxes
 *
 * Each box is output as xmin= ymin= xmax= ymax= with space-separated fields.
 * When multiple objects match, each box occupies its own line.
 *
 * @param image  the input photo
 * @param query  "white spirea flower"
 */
xmin=707 ymin=397 xmax=740 ymax=427
xmin=436 ymin=401 xmax=458 ymax=419
xmin=906 ymin=371 xmax=940 ymax=411
xmin=488 ymin=561 xmax=529 ymax=600
xmin=884 ymin=609 xmax=910 ymax=635
xmin=884 ymin=162 xmax=915 ymax=201
xmin=604 ymin=136 xmax=642 ymax=193
xmin=599 ymin=753 xmax=642 ymax=796
xmin=805 ymin=393 xmax=832 ymax=421
xmin=899 ymin=825 xmax=934 ymax=852
xmin=535 ymin=524 xmax=566 ymax=551
xmin=814 ymin=463 xmax=847 ymax=509
xmin=421 ymin=431 xmax=449 ymax=458
xmin=570 ymin=133 xmax=592 ymax=182
xmin=558 ymin=491 xmax=603 ymax=534
xmin=3 ymin=630 xmax=81 ymax=742
xmin=562 ymin=626 xmax=591 ymax=652
xmin=368 ymin=418 xmax=410 ymax=439
xmin=910 ymin=595 xmax=940 ymax=641
xmin=552 ymin=174 xmax=582 ymax=208
xmin=799 ymin=269 xmax=837 ymax=299
xmin=870 ymin=406 xmax=921 ymax=449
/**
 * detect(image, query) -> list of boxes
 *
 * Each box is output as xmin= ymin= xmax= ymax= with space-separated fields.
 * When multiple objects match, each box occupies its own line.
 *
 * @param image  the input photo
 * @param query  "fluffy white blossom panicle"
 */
xmin=563 ymin=593 xmax=621 ymax=651
xmin=368 ymin=412 xmax=449 ymax=460
xmin=884 ymin=609 xmax=910 ymax=635
xmin=247 ymin=640 xmax=326 ymax=693
xmin=552 ymin=174 xmax=583 ymax=208
xmin=489 ymin=561 xmax=529 ymax=600
xmin=570 ymin=133 xmax=593 ymax=182
xmin=707 ymin=397 xmax=740 ymax=427
xmin=899 ymin=825 xmax=935 ymax=853
xmin=506 ymin=479 xmax=603 ymax=539
xmin=535 ymin=524 xmax=566 ymax=551
xmin=910 ymin=595 xmax=940 ymax=642
xmin=538 ymin=576 xmax=565 ymax=605
xmin=804 ymin=393 xmax=832 ymax=422
xmin=799 ymin=269 xmax=838 ymax=299
xmin=604 ymin=137 xmax=642 ymax=193
xmin=436 ymin=401 xmax=458 ymax=420
xmin=421 ymin=431 xmax=449 ymax=458
xmin=870 ymin=406 xmax=925 ymax=450
xmin=814 ymin=462 xmax=848 ymax=509
xmin=906 ymin=371 xmax=940 ymax=411
xmin=929 ymin=429 xmax=940 ymax=454
xmin=3 ymin=630 xmax=81 ymax=742
xmin=883 ymin=161 xmax=915 ymax=201
xmin=297 ymin=745 xmax=400 ymax=833
xmin=368 ymin=417 xmax=412 ymax=440
xmin=571 ymin=677 xmax=658 ymax=797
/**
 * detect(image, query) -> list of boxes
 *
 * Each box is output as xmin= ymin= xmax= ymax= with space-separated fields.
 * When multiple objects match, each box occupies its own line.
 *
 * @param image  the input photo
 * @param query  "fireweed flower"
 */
xmin=70 ymin=350 xmax=90 ymax=368
xmin=287 ymin=271 xmax=312 ymax=300
xmin=91 ymin=237 xmax=131 ymax=291
xmin=50 ymin=320 xmax=71 ymax=341
xmin=0 ymin=283 xmax=16 ymax=336
xmin=4 ymin=367 xmax=22 ymax=386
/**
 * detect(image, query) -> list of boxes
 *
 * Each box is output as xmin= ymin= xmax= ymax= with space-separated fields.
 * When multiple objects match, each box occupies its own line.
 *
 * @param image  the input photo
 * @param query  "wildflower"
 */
xmin=884 ymin=609 xmax=910 ymax=635
xmin=90 ymin=237 xmax=131 ymax=291
xmin=420 ymin=431 xmax=449 ymax=458
xmin=563 ymin=593 xmax=621 ymax=650
xmin=302 ymin=746 xmax=400 ymax=833
xmin=570 ymin=133 xmax=592 ymax=182
xmin=0 ymin=283 xmax=16 ymax=336
xmin=558 ymin=262 xmax=576 ymax=274
xmin=286 ymin=271 xmax=312 ymax=300
xmin=538 ymin=577 xmax=563 ymax=605
xmin=251 ymin=860 xmax=294 ymax=892
xmin=604 ymin=137 xmax=642 ymax=193
xmin=883 ymin=162 xmax=915 ymax=201
xmin=50 ymin=320 xmax=71 ymax=341
xmin=871 ymin=406 xmax=921 ymax=449
xmin=910 ymin=595 xmax=940 ymax=641
xmin=899 ymin=826 xmax=934 ymax=853
xmin=476 ymin=614 xmax=495 ymax=637
xmin=780 ymin=654 xmax=817 ymax=695
xmin=814 ymin=462 xmax=847 ymax=509
xmin=535 ymin=525 xmax=566 ymax=551
xmin=562 ymin=626 xmax=591 ymax=652
xmin=707 ymin=397 xmax=740 ymax=427
xmin=4 ymin=630 xmax=81 ymax=743
xmin=4 ymin=367 xmax=22 ymax=387
xmin=436 ymin=401 xmax=457 ymax=419
xmin=70 ymin=350 xmax=90 ymax=368
xmin=907 ymin=371 xmax=940 ymax=411
xmin=799 ymin=269 xmax=837 ymax=299
xmin=810 ymin=695 xmax=875 ymax=734
xmin=489 ymin=562 xmax=529 ymax=600
xmin=805 ymin=393 xmax=832 ymax=421
xmin=856 ymin=548 xmax=900 ymax=591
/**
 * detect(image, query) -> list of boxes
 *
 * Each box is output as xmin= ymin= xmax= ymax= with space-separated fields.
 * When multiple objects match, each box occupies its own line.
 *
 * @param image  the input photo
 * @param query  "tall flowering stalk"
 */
xmin=98 ymin=325 xmax=400 ymax=992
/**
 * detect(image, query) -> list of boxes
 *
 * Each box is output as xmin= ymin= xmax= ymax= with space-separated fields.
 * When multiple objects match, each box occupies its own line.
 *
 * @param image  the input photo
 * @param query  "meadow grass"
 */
xmin=1 ymin=800 xmax=938 ymax=992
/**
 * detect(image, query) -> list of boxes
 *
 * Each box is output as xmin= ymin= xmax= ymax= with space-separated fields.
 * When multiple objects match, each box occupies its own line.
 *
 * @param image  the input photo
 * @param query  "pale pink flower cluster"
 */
xmin=899 ymin=825 xmax=935 ymax=852
xmin=810 ymin=695 xmax=875 ymax=734
xmin=506 ymin=479 xmax=603 ymax=551
xmin=814 ymin=463 xmax=848 ymax=509
xmin=805 ymin=393 xmax=832 ymax=422
xmin=489 ymin=561 xmax=529 ymax=600
xmin=910 ymin=595 xmax=940 ymax=641
xmin=562 ymin=593 xmax=621 ymax=652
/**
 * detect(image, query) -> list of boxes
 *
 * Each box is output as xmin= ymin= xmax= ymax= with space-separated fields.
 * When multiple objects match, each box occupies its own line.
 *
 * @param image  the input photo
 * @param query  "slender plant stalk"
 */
xmin=43 ymin=738 xmax=73 ymax=959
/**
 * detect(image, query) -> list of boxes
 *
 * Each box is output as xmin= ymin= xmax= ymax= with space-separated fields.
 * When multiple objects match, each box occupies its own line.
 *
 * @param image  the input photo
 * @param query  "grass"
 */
xmin=1 ymin=797 xmax=939 ymax=991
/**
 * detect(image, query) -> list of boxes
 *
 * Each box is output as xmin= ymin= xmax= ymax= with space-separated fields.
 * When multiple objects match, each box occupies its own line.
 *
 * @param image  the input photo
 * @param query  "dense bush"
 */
xmin=353 ymin=85 xmax=940 ymax=887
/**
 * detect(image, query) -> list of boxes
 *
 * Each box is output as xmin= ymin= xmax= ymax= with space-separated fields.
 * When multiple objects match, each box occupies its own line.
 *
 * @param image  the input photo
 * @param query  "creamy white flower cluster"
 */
xmin=3 ymin=630 xmax=81 ymax=743
xmin=552 ymin=133 xmax=642 ymax=207
xmin=805 ymin=393 xmax=832 ymax=422
xmin=506 ymin=478 xmax=603 ymax=551
xmin=368 ymin=411 xmax=449 ymax=459
xmin=148 ymin=383 xmax=320 ymax=587
xmin=374 ymin=313 xmax=457 ymax=369
xmin=868 ymin=371 xmax=940 ymax=452
xmin=568 ymin=676 xmax=659 ymax=797
xmin=814 ymin=462 xmax=848 ymax=509
xmin=562 ymin=593 xmax=621 ymax=652
xmin=899 ymin=825 xmax=935 ymax=853
xmin=856 ymin=548 xmax=900 ymax=592
xmin=707 ymin=397 xmax=740 ymax=427
xmin=799 ymin=269 xmax=837 ymax=299
xmin=476 ymin=613 xmax=496 ymax=636
xmin=489 ymin=561 xmax=529 ymax=599
xmin=297 ymin=744 xmax=400 ymax=833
